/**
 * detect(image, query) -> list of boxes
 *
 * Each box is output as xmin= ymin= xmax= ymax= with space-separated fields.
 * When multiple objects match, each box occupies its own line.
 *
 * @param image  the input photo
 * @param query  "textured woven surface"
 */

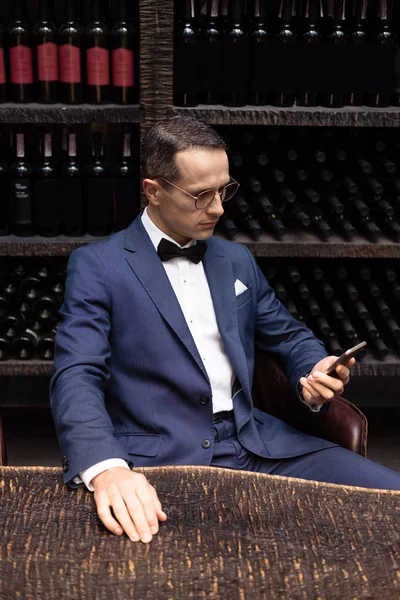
xmin=1 ymin=466 xmax=399 ymax=600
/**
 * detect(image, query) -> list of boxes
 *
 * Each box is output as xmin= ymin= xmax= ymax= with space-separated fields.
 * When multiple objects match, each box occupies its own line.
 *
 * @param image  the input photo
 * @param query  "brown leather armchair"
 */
xmin=0 ymin=413 xmax=6 ymax=466
xmin=252 ymin=349 xmax=368 ymax=457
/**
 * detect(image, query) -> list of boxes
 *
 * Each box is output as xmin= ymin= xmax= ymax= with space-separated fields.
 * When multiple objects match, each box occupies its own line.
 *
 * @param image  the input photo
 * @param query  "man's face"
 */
xmin=146 ymin=148 xmax=229 ymax=245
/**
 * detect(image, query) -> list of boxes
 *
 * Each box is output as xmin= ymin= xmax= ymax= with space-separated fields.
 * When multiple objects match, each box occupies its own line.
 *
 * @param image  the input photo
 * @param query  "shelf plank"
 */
xmin=216 ymin=231 xmax=400 ymax=258
xmin=0 ymin=361 xmax=54 ymax=377
xmin=0 ymin=356 xmax=399 ymax=378
xmin=0 ymin=234 xmax=106 ymax=256
xmin=170 ymin=105 xmax=400 ymax=128
xmin=0 ymin=231 xmax=399 ymax=257
xmin=0 ymin=103 xmax=141 ymax=124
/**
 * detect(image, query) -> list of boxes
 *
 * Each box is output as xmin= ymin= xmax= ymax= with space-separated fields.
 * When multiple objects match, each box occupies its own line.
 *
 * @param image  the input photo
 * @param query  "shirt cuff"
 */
xmin=75 ymin=459 xmax=130 ymax=492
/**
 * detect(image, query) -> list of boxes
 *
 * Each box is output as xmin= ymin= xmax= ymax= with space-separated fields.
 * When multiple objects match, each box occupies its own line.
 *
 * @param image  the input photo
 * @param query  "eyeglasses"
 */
xmin=157 ymin=176 xmax=240 ymax=210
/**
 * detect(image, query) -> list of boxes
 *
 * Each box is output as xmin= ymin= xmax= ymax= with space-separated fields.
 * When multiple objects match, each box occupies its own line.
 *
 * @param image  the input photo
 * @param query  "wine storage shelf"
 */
xmin=170 ymin=105 xmax=400 ymax=128
xmin=0 ymin=104 xmax=142 ymax=124
xmin=0 ymin=356 xmax=399 ymax=378
xmin=1 ymin=234 xmax=400 ymax=258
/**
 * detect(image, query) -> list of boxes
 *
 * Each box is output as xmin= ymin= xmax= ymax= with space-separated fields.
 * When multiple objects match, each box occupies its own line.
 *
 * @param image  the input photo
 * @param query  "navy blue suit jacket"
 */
xmin=50 ymin=215 xmax=336 ymax=486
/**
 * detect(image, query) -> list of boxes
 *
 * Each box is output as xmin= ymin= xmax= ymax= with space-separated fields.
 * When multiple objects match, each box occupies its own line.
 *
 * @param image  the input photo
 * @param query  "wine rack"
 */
xmin=0 ymin=0 xmax=399 ymax=407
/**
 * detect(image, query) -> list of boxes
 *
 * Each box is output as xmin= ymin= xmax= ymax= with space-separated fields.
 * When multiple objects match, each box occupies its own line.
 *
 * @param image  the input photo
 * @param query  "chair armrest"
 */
xmin=0 ymin=413 xmax=7 ymax=466
xmin=252 ymin=350 xmax=368 ymax=457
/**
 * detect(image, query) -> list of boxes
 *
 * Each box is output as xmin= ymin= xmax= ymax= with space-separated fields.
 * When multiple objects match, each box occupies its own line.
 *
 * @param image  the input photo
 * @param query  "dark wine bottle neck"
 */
xmin=39 ymin=0 xmax=50 ymax=21
xmin=64 ymin=0 xmax=77 ymax=22
xmin=118 ymin=0 xmax=128 ymax=21
xmin=13 ymin=0 xmax=25 ymax=21
xmin=92 ymin=133 xmax=103 ymax=159
xmin=182 ymin=0 xmax=194 ymax=22
xmin=280 ymin=0 xmax=294 ymax=24
xmin=91 ymin=0 xmax=103 ymax=22
xmin=230 ymin=0 xmax=244 ymax=23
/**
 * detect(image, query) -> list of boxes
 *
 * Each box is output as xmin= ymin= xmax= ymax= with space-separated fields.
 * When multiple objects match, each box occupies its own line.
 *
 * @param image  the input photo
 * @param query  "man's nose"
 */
xmin=207 ymin=192 xmax=224 ymax=217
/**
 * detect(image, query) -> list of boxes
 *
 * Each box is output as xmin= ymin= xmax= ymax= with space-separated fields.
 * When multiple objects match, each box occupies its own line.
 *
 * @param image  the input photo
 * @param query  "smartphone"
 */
xmin=324 ymin=341 xmax=367 ymax=376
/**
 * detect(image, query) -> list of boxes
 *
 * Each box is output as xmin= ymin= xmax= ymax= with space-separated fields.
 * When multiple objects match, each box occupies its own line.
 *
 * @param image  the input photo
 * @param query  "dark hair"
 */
xmin=141 ymin=116 xmax=227 ymax=183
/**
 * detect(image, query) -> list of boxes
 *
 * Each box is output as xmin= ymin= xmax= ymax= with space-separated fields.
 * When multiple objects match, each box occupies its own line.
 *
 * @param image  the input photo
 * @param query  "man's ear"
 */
xmin=143 ymin=178 xmax=161 ymax=206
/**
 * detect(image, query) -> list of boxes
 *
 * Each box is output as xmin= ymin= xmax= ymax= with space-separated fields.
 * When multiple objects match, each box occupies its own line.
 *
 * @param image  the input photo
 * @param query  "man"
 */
xmin=50 ymin=116 xmax=400 ymax=545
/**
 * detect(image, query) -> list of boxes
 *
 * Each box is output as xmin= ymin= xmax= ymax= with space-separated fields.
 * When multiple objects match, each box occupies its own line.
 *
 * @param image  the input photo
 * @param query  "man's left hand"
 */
xmin=299 ymin=355 xmax=356 ymax=407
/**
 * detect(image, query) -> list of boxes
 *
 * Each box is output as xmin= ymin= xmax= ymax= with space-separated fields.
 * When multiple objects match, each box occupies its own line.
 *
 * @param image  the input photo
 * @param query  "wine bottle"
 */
xmin=0 ymin=20 xmax=6 ymax=103
xmin=86 ymin=131 xmax=114 ymax=236
xmin=34 ymin=132 xmax=60 ymax=237
xmin=9 ymin=131 xmax=34 ymax=236
xmin=371 ymin=337 xmax=389 ymax=359
xmin=366 ymin=0 xmax=395 ymax=108
xmin=259 ymin=210 xmax=287 ymax=238
xmin=60 ymin=131 xmax=84 ymax=236
xmin=37 ymin=329 xmax=55 ymax=360
xmin=114 ymin=131 xmax=140 ymax=231
xmin=352 ymin=298 xmax=370 ymax=320
xmin=329 ymin=213 xmax=357 ymax=240
xmin=200 ymin=0 xmax=222 ymax=105
xmin=21 ymin=274 xmax=44 ymax=304
xmin=252 ymin=194 xmax=274 ymax=217
xmin=323 ymin=0 xmax=347 ymax=107
xmin=283 ymin=202 xmax=311 ymax=229
xmin=326 ymin=334 xmax=343 ymax=356
xmin=308 ymin=205 xmax=333 ymax=240
xmin=297 ymin=0 xmax=321 ymax=107
xmin=85 ymin=0 xmax=110 ymax=104
xmin=250 ymin=0 xmax=269 ymax=106
xmin=32 ymin=293 xmax=59 ymax=323
xmin=174 ymin=0 xmax=200 ymax=107
xmin=59 ymin=0 xmax=83 ymax=104
xmin=349 ymin=0 xmax=367 ymax=106
xmin=221 ymin=0 xmax=249 ymax=107
xmin=0 ymin=153 xmax=8 ymax=236
xmin=34 ymin=0 xmax=59 ymax=104
xmin=12 ymin=328 xmax=38 ymax=359
xmin=272 ymin=0 xmax=295 ymax=107
xmin=111 ymin=0 xmax=136 ymax=105
xmin=237 ymin=213 xmax=263 ymax=239
xmin=0 ymin=312 xmax=25 ymax=340
xmin=217 ymin=214 xmax=239 ymax=239
xmin=339 ymin=315 xmax=359 ymax=342
xmin=7 ymin=0 xmax=34 ymax=103
xmin=0 ymin=335 xmax=10 ymax=360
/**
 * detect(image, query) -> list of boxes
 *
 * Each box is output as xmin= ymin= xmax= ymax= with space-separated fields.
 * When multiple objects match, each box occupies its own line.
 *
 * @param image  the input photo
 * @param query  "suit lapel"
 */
xmin=202 ymin=240 xmax=251 ymax=399
xmin=124 ymin=218 xmax=209 ymax=382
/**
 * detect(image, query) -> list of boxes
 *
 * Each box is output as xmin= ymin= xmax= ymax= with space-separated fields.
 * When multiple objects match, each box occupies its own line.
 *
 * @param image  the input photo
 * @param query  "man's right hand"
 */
xmin=92 ymin=467 xmax=167 ymax=543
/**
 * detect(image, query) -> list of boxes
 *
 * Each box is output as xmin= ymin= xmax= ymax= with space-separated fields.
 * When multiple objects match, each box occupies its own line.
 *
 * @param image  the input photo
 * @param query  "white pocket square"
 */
xmin=235 ymin=279 xmax=248 ymax=296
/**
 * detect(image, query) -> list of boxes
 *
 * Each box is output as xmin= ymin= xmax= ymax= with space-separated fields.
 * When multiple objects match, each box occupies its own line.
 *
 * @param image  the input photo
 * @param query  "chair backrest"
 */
xmin=252 ymin=349 xmax=368 ymax=457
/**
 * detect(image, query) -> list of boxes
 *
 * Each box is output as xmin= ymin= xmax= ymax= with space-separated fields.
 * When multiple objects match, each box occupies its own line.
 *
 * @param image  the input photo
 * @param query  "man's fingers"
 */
xmin=134 ymin=477 xmax=161 ymax=536
xmin=121 ymin=491 xmax=153 ymax=543
xmin=149 ymin=484 xmax=168 ymax=525
xmin=96 ymin=499 xmax=130 ymax=537
xmin=311 ymin=371 xmax=345 ymax=394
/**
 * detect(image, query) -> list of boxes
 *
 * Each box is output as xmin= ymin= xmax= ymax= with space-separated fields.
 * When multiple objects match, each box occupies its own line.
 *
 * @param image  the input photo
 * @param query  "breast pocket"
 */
xmin=116 ymin=433 xmax=163 ymax=457
xmin=236 ymin=286 xmax=252 ymax=308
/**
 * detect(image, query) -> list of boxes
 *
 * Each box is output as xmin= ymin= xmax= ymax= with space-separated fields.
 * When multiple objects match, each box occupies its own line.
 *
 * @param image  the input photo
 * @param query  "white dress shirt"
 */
xmin=75 ymin=208 xmax=236 ymax=490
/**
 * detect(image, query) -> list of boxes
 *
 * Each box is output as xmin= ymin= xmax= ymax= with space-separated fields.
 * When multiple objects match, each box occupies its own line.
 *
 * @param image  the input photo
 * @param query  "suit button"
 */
xmin=62 ymin=455 xmax=69 ymax=473
xmin=200 ymin=395 xmax=210 ymax=405
xmin=202 ymin=439 xmax=211 ymax=449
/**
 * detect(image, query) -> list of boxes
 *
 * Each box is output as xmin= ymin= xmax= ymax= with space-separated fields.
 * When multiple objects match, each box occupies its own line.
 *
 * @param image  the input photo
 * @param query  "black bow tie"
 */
xmin=157 ymin=238 xmax=207 ymax=264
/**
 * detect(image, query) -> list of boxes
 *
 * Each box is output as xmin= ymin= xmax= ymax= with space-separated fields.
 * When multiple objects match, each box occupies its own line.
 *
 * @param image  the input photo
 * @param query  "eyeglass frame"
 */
xmin=156 ymin=176 xmax=240 ymax=210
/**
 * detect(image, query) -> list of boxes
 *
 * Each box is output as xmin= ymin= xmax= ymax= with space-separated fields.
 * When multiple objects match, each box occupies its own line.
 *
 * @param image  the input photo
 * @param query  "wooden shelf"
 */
xmin=0 ymin=231 xmax=399 ymax=257
xmin=0 ymin=234 xmax=106 ymax=256
xmin=170 ymin=105 xmax=400 ymax=128
xmin=216 ymin=232 xmax=400 ymax=258
xmin=0 ymin=103 xmax=141 ymax=124
xmin=0 ymin=361 xmax=53 ymax=377
xmin=0 ymin=356 xmax=398 ymax=377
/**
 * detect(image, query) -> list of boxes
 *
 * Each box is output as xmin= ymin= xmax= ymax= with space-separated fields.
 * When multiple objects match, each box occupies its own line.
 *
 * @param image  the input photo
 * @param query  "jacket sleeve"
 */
xmin=50 ymin=246 xmax=132 ymax=486
xmin=243 ymin=247 xmax=328 ymax=392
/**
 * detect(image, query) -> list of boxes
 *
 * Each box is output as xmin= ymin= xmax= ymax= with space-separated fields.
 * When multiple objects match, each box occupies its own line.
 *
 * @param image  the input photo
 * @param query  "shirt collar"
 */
xmin=141 ymin=207 xmax=196 ymax=251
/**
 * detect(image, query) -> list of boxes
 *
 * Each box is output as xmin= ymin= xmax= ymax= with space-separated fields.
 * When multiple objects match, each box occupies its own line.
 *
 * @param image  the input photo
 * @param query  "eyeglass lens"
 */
xmin=196 ymin=182 xmax=239 ymax=208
